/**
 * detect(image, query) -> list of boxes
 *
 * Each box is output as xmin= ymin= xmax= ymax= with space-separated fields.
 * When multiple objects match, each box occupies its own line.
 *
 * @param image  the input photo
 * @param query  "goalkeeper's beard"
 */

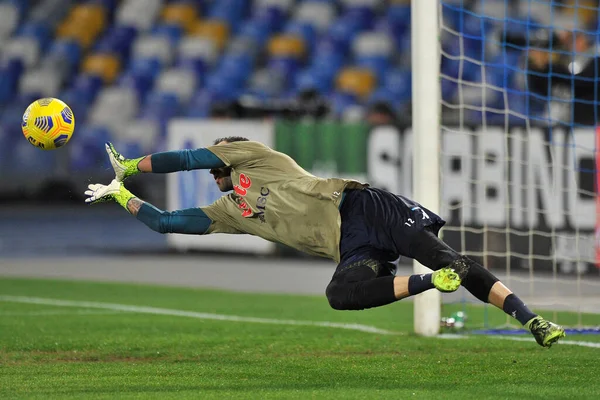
xmin=216 ymin=176 xmax=233 ymax=192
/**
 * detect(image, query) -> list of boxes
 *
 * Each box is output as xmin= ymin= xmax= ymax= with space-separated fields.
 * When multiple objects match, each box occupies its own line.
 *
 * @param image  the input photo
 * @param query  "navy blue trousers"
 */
xmin=326 ymin=188 xmax=462 ymax=310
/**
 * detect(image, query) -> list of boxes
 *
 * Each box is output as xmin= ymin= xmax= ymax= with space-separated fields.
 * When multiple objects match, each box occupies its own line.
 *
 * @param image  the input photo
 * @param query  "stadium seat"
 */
xmin=209 ymin=0 xmax=248 ymax=32
xmin=46 ymin=39 xmax=82 ymax=73
xmin=248 ymin=68 xmax=286 ymax=97
xmin=19 ymin=68 xmax=61 ymax=97
xmin=252 ymin=6 xmax=286 ymax=32
xmin=293 ymin=1 xmax=336 ymax=33
xmin=285 ymin=21 xmax=316 ymax=54
xmin=155 ymin=68 xmax=198 ymax=104
xmin=17 ymin=22 xmax=52 ymax=50
xmin=256 ymin=0 xmax=295 ymax=15
xmin=132 ymin=35 xmax=174 ymax=66
xmin=28 ymin=0 xmax=72 ymax=29
xmin=161 ymin=3 xmax=200 ymax=33
xmin=336 ymin=67 xmax=376 ymax=98
xmin=117 ymin=119 xmax=160 ymax=154
xmin=115 ymin=0 xmax=164 ymax=32
xmin=95 ymin=25 xmax=138 ymax=61
xmin=267 ymin=34 xmax=306 ymax=59
xmin=0 ymin=59 xmax=23 ymax=104
xmin=178 ymin=36 xmax=218 ymax=66
xmin=89 ymin=86 xmax=139 ymax=130
xmin=227 ymin=36 xmax=260 ymax=60
xmin=152 ymin=23 xmax=185 ymax=45
xmin=238 ymin=20 xmax=271 ymax=46
xmin=1 ymin=37 xmax=40 ymax=68
xmin=295 ymin=68 xmax=332 ymax=94
xmin=82 ymin=54 xmax=121 ymax=84
xmin=56 ymin=4 xmax=106 ymax=49
xmin=326 ymin=17 xmax=362 ymax=54
xmin=192 ymin=20 xmax=230 ymax=51
xmin=0 ymin=3 xmax=19 ymax=40
xmin=71 ymin=74 xmax=104 ymax=104
xmin=69 ymin=125 xmax=113 ymax=170
xmin=353 ymin=32 xmax=393 ymax=59
xmin=383 ymin=69 xmax=411 ymax=102
xmin=140 ymin=91 xmax=181 ymax=125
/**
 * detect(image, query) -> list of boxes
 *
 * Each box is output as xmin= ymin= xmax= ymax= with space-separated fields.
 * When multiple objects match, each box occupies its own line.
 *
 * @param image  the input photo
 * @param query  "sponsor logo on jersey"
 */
xmin=234 ymin=174 xmax=270 ymax=222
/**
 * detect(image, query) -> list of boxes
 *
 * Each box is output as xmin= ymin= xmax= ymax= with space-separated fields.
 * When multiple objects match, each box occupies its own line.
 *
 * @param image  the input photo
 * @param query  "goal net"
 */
xmin=416 ymin=0 xmax=600 ymax=334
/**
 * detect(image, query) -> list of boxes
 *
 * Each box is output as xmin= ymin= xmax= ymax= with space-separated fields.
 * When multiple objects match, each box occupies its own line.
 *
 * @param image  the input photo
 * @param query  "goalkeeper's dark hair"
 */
xmin=213 ymin=136 xmax=249 ymax=145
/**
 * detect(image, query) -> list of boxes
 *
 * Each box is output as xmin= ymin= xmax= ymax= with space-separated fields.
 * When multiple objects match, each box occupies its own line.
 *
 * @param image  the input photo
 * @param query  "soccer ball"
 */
xmin=21 ymin=97 xmax=75 ymax=150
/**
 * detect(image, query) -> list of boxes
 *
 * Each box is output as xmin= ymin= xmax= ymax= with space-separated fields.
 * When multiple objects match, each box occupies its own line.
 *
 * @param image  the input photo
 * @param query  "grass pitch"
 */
xmin=1 ymin=277 xmax=599 ymax=399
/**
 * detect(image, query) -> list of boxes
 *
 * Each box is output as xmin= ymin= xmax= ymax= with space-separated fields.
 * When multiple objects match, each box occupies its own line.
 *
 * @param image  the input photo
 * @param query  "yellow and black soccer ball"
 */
xmin=21 ymin=97 xmax=75 ymax=150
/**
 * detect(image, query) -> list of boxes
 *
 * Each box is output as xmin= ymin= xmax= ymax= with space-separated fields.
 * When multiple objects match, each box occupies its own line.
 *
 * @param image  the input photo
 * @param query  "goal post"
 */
xmin=412 ymin=0 xmax=600 ymax=335
xmin=411 ymin=0 xmax=442 ymax=336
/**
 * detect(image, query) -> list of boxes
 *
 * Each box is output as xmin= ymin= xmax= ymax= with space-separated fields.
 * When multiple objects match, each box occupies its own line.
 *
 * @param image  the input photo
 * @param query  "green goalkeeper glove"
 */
xmin=84 ymin=179 xmax=136 ymax=212
xmin=105 ymin=142 xmax=144 ymax=181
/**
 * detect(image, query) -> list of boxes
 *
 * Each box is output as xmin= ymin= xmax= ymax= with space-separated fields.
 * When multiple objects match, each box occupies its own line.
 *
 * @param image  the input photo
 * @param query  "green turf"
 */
xmin=0 ymin=277 xmax=599 ymax=399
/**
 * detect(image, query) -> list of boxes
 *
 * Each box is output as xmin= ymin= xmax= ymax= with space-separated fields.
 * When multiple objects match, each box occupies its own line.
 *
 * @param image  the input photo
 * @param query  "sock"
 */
xmin=502 ymin=294 xmax=537 ymax=326
xmin=408 ymin=273 xmax=435 ymax=295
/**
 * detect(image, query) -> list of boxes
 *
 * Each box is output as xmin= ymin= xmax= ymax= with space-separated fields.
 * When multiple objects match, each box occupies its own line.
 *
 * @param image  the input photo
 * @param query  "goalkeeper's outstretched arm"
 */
xmin=106 ymin=142 xmax=225 ymax=181
xmin=84 ymin=179 xmax=212 ymax=235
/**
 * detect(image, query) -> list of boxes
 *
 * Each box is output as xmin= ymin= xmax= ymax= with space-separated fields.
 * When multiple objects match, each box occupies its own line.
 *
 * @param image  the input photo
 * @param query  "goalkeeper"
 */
xmin=85 ymin=137 xmax=565 ymax=348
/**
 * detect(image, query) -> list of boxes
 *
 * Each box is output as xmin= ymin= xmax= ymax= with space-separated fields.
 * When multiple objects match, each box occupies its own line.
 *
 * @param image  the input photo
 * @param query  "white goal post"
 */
xmin=411 ymin=0 xmax=442 ymax=336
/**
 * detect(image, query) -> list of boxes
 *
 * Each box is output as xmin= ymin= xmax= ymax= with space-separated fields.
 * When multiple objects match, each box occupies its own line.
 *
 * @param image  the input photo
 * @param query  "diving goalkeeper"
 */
xmin=85 ymin=137 xmax=565 ymax=348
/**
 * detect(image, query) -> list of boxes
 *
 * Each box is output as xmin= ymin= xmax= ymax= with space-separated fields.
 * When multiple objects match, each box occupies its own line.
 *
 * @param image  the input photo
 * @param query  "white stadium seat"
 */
xmin=178 ymin=37 xmax=218 ymax=65
xmin=116 ymin=0 xmax=164 ymax=31
xmin=0 ymin=3 xmax=18 ymax=39
xmin=156 ymin=68 xmax=197 ymax=103
xmin=294 ymin=2 xmax=336 ymax=32
xmin=132 ymin=35 xmax=174 ymax=65
xmin=89 ymin=87 xmax=139 ymax=130
xmin=119 ymin=120 xmax=160 ymax=153
xmin=19 ymin=69 xmax=62 ymax=97
xmin=340 ymin=0 xmax=382 ymax=9
xmin=2 ymin=37 xmax=41 ymax=69
xmin=352 ymin=32 xmax=393 ymax=58
xmin=256 ymin=0 xmax=294 ymax=14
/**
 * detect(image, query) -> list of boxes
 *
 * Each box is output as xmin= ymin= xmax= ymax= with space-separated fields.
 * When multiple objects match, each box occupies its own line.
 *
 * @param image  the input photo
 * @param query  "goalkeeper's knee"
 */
xmin=459 ymin=257 xmax=499 ymax=303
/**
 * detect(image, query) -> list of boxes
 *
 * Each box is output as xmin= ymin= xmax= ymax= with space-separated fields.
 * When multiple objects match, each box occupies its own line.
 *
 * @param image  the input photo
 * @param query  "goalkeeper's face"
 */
xmin=210 ymin=167 xmax=233 ymax=192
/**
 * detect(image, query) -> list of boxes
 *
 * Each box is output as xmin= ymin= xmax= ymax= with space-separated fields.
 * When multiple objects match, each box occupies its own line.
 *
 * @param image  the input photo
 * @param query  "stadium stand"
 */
xmin=0 ymin=0 xmax=591 ymax=171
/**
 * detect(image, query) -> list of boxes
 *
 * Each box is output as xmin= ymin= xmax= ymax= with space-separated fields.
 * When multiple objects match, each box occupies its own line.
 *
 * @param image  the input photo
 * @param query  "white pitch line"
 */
xmin=0 ymin=295 xmax=401 ymax=335
xmin=0 ymin=310 xmax=128 ymax=316
xmin=439 ymin=333 xmax=600 ymax=348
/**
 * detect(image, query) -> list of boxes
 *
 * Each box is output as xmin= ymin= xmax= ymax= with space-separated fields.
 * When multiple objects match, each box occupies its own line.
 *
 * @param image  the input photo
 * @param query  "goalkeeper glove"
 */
xmin=84 ymin=179 xmax=136 ymax=212
xmin=106 ymin=142 xmax=144 ymax=181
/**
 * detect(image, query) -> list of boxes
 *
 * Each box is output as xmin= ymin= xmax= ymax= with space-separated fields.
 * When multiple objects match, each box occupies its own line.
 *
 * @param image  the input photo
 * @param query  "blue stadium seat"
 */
xmin=72 ymin=74 xmax=104 ymax=104
xmin=0 ymin=59 xmax=23 ymax=104
xmin=209 ymin=0 xmax=248 ymax=32
xmin=368 ymin=87 xmax=402 ymax=110
xmin=327 ymin=17 xmax=362 ymax=55
xmin=383 ymin=69 xmax=411 ymax=103
xmin=252 ymin=6 xmax=287 ymax=33
xmin=295 ymin=68 xmax=333 ymax=94
xmin=17 ymin=22 xmax=52 ymax=50
xmin=238 ymin=20 xmax=271 ymax=46
xmin=152 ymin=24 xmax=184 ymax=45
xmin=48 ymin=39 xmax=82 ymax=73
xmin=356 ymin=55 xmax=389 ymax=81
xmin=141 ymin=92 xmax=182 ymax=121
xmin=69 ymin=125 xmax=113 ymax=171
xmin=268 ymin=57 xmax=301 ymax=86
xmin=329 ymin=91 xmax=357 ymax=117
xmin=343 ymin=6 xmax=376 ymax=31
xmin=219 ymin=53 xmax=254 ymax=85
xmin=95 ymin=25 xmax=137 ymax=61
xmin=285 ymin=21 xmax=316 ymax=54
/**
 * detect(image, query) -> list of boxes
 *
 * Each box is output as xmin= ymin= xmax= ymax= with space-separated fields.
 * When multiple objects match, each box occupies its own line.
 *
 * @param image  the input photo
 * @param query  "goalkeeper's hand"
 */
xmin=106 ymin=142 xmax=143 ymax=181
xmin=84 ymin=179 xmax=135 ymax=210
